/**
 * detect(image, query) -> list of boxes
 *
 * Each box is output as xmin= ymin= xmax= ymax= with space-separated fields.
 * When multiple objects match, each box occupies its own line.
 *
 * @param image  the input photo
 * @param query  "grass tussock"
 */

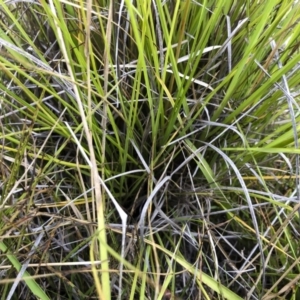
xmin=0 ymin=0 xmax=300 ymax=299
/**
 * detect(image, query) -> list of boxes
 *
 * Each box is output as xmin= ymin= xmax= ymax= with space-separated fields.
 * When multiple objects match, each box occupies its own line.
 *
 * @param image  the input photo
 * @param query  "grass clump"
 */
xmin=0 ymin=0 xmax=300 ymax=299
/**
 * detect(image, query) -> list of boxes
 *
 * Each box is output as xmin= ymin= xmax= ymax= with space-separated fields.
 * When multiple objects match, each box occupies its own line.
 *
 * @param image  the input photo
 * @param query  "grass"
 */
xmin=0 ymin=0 xmax=300 ymax=299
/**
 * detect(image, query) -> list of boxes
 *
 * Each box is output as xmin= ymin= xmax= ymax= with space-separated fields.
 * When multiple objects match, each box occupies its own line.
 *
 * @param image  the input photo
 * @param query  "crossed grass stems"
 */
xmin=0 ymin=0 xmax=300 ymax=299
xmin=1 ymin=153 xmax=297 ymax=298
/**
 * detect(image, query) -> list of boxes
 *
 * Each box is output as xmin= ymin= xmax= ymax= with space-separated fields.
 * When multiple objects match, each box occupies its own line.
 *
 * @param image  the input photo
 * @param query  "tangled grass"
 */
xmin=0 ymin=0 xmax=300 ymax=299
